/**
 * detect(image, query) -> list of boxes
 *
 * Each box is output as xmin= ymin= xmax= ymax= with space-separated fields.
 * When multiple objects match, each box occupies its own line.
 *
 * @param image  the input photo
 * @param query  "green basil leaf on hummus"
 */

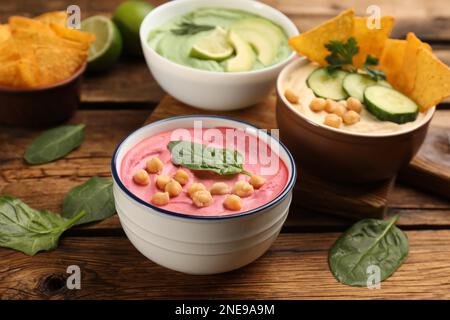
xmin=168 ymin=140 xmax=250 ymax=176
xmin=62 ymin=177 xmax=115 ymax=226
xmin=328 ymin=216 xmax=409 ymax=287
xmin=24 ymin=124 xmax=85 ymax=164
xmin=0 ymin=195 xmax=85 ymax=255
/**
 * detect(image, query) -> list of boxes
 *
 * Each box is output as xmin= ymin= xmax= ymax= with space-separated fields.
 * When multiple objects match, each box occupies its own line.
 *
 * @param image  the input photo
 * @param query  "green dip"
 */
xmin=147 ymin=8 xmax=291 ymax=72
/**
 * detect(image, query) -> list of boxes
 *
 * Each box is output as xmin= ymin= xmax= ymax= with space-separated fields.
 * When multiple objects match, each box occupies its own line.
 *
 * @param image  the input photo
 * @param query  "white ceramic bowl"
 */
xmin=139 ymin=0 xmax=299 ymax=111
xmin=111 ymin=116 xmax=297 ymax=274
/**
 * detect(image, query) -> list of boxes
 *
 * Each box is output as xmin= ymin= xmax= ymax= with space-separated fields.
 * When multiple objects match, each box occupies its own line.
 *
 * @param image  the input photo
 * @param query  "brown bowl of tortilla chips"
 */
xmin=0 ymin=12 xmax=94 ymax=127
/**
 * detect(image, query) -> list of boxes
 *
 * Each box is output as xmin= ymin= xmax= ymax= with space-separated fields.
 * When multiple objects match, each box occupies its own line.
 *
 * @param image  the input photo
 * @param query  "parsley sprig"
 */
xmin=325 ymin=37 xmax=359 ymax=73
xmin=324 ymin=37 xmax=386 ymax=80
xmin=171 ymin=22 xmax=215 ymax=36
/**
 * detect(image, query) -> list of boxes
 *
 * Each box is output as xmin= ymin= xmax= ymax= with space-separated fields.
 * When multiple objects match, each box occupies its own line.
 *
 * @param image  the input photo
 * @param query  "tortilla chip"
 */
xmin=34 ymin=45 xmax=86 ymax=85
xmin=0 ymin=38 xmax=21 ymax=63
xmin=289 ymin=9 xmax=355 ymax=65
xmin=379 ymin=39 xmax=407 ymax=85
xmin=50 ymin=23 xmax=95 ymax=48
xmin=1 ymin=12 xmax=91 ymax=88
xmin=352 ymin=16 xmax=395 ymax=67
xmin=0 ymin=60 xmax=39 ymax=88
xmin=17 ymin=57 xmax=41 ymax=87
xmin=9 ymin=16 xmax=54 ymax=35
xmin=35 ymin=11 xmax=67 ymax=26
xmin=0 ymin=24 xmax=11 ymax=42
xmin=396 ymin=32 xmax=432 ymax=94
xmin=0 ymin=61 xmax=20 ymax=87
xmin=410 ymin=48 xmax=450 ymax=111
xmin=12 ymin=28 xmax=88 ymax=52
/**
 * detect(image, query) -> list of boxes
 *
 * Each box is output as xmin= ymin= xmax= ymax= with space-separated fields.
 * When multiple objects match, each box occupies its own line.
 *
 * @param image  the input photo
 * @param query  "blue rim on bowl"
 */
xmin=111 ymin=115 xmax=297 ymax=220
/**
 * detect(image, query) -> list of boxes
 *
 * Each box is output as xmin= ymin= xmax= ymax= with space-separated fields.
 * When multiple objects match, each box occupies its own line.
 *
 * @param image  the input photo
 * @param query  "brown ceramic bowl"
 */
xmin=0 ymin=64 xmax=86 ymax=128
xmin=276 ymin=58 xmax=435 ymax=183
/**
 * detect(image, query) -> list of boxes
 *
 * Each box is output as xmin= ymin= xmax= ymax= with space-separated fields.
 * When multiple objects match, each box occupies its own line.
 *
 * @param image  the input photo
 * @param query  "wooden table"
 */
xmin=1 ymin=0 xmax=450 ymax=300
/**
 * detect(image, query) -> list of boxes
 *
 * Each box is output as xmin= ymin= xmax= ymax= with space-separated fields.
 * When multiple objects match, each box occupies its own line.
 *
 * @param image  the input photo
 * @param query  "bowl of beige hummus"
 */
xmin=276 ymin=58 xmax=435 ymax=183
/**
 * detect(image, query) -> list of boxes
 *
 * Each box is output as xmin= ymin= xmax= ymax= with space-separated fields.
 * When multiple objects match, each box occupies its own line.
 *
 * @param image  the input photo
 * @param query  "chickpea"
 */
xmin=188 ymin=183 xmax=206 ymax=198
xmin=347 ymin=97 xmax=362 ymax=113
xmin=343 ymin=110 xmax=361 ymax=125
xmin=338 ymin=100 xmax=348 ymax=107
xmin=192 ymin=190 xmax=214 ymax=208
xmin=223 ymin=194 xmax=242 ymax=211
xmin=173 ymin=169 xmax=189 ymax=185
xmin=156 ymin=175 xmax=171 ymax=190
xmin=146 ymin=157 xmax=164 ymax=174
xmin=309 ymin=98 xmax=326 ymax=112
xmin=232 ymin=180 xmax=254 ymax=198
xmin=165 ymin=180 xmax=182 ymax=197
xmin=133 ymin=169 xmax=150 ymax=186
xmin=210 ymin=182 xmax=230 ymax=195
xmin=333 ymin=103 xmax=347 ymax=117
xmin=151 ymin=192 xmax=169 ymax=206
xmin=325 ymin=99 xmax=337 ymax=113
xmin=284 ymin=89 xmax=299 ymax=104
xmin=323 ymin=114 xmax=342 ymax=128
xmin=249 ymin=174 xmax=266 ymax=189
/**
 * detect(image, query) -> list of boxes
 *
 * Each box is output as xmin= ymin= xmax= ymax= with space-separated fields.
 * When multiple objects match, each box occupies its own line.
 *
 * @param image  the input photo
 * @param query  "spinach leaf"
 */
xmin=168 ymin=141 xmax=250 ymax=176
xmin=24 ymin=124 xmax=85 ymax=164
xmin=0 ymin=195 xmax=85 ymax=255
xmin=328 ymin=216 xmax=409 ymax=287
xmin=62 ymin=176 xmax=116 ymax=225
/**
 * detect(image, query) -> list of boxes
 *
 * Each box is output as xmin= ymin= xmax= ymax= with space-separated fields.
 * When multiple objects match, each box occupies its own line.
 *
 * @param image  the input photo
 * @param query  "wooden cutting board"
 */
xmin=399 ymin=112 xmax=450 ymax=199
xmin=145 ymin=94 xmax=394 ymax=219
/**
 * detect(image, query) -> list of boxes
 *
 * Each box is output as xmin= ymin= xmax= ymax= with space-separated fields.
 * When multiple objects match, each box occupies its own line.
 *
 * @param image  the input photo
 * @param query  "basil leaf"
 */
xmin=24 ymin=124 xmax=85 ymax=164
xmin=62 ymin=177 xmax=116 ymax=225
xmin=0 ymin=195 xmax=85 ymax=256
xmin=329 ymin=216 xmax=409 ymax=287
xmin=168 ymin=140 xmax=248 ymax=176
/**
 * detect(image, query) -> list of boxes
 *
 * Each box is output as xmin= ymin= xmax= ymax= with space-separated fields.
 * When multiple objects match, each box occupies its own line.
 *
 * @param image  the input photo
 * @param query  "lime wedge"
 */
xmin=190 ymin=27 xmax=234 ymax=61
xmin=81 ymin=16 xmax=123 ymax=72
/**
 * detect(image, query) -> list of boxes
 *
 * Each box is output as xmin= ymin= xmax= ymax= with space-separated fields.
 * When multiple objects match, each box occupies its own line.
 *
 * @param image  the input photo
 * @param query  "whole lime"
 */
xmin=113 ymin=1 xmax=154 ymax=56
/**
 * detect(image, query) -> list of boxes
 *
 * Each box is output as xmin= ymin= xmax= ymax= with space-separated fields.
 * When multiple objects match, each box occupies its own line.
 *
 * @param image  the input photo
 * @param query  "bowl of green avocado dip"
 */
xmin=140 ymin=0 xmax=299 ymax=110
xmin=147 ymin=8 xmax=292 ymax=73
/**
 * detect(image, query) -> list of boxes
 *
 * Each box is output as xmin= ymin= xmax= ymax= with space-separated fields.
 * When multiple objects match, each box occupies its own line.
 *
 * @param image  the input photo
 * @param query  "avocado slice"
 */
xmin=232 ymin=29 xmax=275 ymax=66
xmin=231 ymin=18 xmax=285 ymax=46
xmin=226 ymin=31 xmax=256 ymax=72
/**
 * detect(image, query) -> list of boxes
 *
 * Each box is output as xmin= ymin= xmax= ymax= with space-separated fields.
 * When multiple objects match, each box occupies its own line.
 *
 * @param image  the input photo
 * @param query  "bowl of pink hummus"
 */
xmin=111 ymin=115 xmax=296 ymax=274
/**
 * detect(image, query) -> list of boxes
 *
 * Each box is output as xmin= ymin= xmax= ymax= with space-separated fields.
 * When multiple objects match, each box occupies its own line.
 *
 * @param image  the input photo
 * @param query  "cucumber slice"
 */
xmin=343 ymin=73 xmax=392 ymax=102
xmin=307 ymin=68 xmax=349 ymax=100
xmin=364 ymin=85 xmax=419 ymax=124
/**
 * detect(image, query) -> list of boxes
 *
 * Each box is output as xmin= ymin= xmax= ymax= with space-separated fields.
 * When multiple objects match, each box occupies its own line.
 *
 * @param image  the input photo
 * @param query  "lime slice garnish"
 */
xmin=190 ymin=27 xmax=234 ymax=61
xmin=81 ymin=16 xmax=123 ymax=72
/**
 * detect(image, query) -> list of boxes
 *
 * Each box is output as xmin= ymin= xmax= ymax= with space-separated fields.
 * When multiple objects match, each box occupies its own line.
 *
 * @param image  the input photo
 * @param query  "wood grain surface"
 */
xmin=1 ymin=231 xmax=450 ymax=299
xmin=399 ymin=113 xmax=450 ymax=199
xmin=1 ymin=0 xmax=450 ymax=300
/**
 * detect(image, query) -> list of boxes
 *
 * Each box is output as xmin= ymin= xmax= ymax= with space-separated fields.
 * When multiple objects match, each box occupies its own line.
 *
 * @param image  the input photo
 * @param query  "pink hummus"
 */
xmin=120 ymin=127 xmax=289 ymax=216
